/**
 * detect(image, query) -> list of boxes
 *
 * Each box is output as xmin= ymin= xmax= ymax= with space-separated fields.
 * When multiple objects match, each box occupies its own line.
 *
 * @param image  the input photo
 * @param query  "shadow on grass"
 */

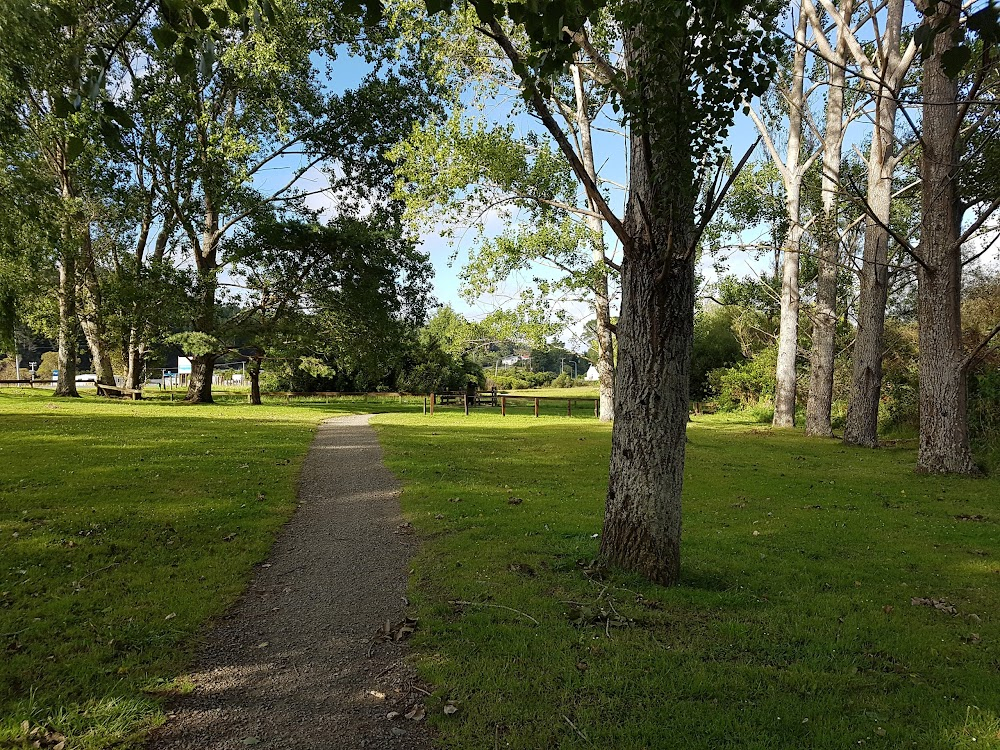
xmin=0 ymin=394 xmax=350 ymax=746
xmin=373 ymin=412 xmax=1000 ymax=750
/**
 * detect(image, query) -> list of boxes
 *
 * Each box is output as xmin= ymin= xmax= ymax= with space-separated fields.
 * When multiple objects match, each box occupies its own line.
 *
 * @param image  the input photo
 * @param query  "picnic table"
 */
xmin=95 ymin=383 xmax=143 ymax=400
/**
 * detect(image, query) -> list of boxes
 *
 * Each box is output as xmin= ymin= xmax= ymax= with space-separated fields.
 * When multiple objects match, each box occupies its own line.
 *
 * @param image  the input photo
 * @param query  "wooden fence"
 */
xmin=427 ymin=392 xmax=600 ymax=419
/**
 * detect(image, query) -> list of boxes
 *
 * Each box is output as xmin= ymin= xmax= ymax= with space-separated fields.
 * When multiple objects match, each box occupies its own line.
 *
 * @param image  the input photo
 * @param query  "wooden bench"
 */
xmin=95 ymin=383 xmax=143 ymax=400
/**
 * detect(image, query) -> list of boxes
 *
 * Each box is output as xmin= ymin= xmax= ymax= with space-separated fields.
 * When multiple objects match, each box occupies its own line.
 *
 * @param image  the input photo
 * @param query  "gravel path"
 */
xmin=148 ymin=414 xmax=434 ymax=750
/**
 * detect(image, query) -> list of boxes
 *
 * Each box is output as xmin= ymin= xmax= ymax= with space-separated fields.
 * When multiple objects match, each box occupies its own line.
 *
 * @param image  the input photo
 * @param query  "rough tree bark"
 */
xmin=248 ymin=355 xmax=263 ymax=405
xmin=915 ymin=0 xmax=977 ymax=474
xmin=843 ymin=0 xmax=910 ymax=447
xmin=573 ymin=61 xmax=616 ymax=422
xmin=54 ymin=249 xmax=80 ymax=397
xmin=599 ymin=26 xmax=695 ymax=586
xmin=805 ymin=1 xmax=852 ymax=437
xmin=54 ymin=176 xmax=79 ymax=398
xmin=185 ymin=206 xmax=221 ymax=404
xmin=78 ymin=227 xmax=117 ymax=386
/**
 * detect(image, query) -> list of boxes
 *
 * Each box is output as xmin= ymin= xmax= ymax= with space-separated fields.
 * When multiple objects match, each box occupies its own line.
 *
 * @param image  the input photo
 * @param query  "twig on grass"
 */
xmin=449 ymin=600 xmax=540 ymax=625
xmin=564 ymin=715 xmax=593 ymax=745
xmin=73 ymin=562 xmax=120 ymax=590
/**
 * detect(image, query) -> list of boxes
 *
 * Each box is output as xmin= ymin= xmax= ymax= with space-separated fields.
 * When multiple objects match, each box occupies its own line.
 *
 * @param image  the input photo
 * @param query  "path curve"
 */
xmin=148 ymin=414 xmax=433 ymax=750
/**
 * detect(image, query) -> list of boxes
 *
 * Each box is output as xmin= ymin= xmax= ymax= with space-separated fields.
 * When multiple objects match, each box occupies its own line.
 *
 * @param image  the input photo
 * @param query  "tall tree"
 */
xmin=805 ymin=0 xmax=917 ymax=446
xmin=389 ymin=4 xmax=621 ymax=421
xmin=423 ymin=0 xmax=778 ymax=583
xmin=804 ymin=0 xmax=853 ymax=437
xmin=747 ymin=9 xmax=817 ymax=428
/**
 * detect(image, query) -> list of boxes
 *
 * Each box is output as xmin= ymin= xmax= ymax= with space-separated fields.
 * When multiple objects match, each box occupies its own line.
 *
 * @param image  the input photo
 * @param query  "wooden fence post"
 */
xmin=594 ymin=399 xmax=599 ymax=418
xmin=567 ymin=399 xmax=572 ymax=417
xmin=429 ymin=393 xmax=435 ymax=416
xmin=464 ymin=395 xmax=470 ymax=416
xmin=423 ymin=396 xmax=427 ymax=415
xmin=534 ymin=398 xmax=539 ymax=418
xmin=501 ymin=396 xmax=506 ymax=417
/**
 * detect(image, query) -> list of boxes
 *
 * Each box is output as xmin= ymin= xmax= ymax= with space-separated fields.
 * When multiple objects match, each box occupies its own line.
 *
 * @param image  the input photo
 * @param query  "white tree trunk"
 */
xmin=805 ymin=1 xmax=852 ymax=437
xmin=573 ymin=62 xmax=616 ymax=422
xmin=771 ymin=11 xmax=810 ymax=428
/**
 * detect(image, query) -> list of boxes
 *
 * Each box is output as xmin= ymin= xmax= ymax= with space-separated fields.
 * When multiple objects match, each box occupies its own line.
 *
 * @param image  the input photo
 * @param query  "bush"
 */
xmin=36 ymin=351 xmax=59 ymax=380
xmin=486 ymin=370 xmax=556 ymax=391
xmin=707 ymin=347 xmax=777 ymax=411
xmin=552 ymin=372 xmax=573 ymax=388
xmin=691 ymin=307 xmax=745 ymax=400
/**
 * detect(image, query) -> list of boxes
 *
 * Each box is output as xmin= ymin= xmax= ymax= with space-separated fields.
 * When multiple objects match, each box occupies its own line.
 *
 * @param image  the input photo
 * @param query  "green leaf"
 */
xmin=152 ymin=25 xmax=179 ymax=50
xmin=211 ymin=8 xmax=231 ymax=27
xmin=226 ymin=0 xmax=247 ymax=13
xmin=940 ymin=45 xmax=972 ymax=77
xmin=174 ymin=50 xmax=197 ymax=78
xmin=191 ymin=6 xmax=211 ymax=29
xmin=104 ymin=103 xmax=135 ymax=130
xmin=52 ymin=96 xmax=74 ymax=118
xmin=66 ymin=136 xmax=86 ymax=163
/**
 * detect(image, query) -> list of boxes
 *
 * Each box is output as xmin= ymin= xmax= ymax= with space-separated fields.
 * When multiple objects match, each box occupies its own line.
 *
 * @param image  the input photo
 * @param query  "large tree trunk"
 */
xmin=124 ymin=332 xmax=144 ymax=390
xmin=844 ymin=0 xmax=906 ymax=448
xmin=185 ymin=215 xmax=220 ymax=404
xmin=54 ymin=249 xmax=80 ymax=397
xmin=573 ymin=62 xmax=616 ymax=422
xmin=772 ymin=11 xmax=810 ymax=428
xmin=594 ymin=289 xmax=616 ymax=422
xmin=248 ymin=356 xmax=262 ymax=405
xmin=78 ymin=228 xmax=116 ymax=386
xmin=774 ymin=196 xmax=804 ymax=427
xmin=187 ymin=354 xmax=216 ymax=403
xmin=599 ymin=25 xmax=695 ymax=587
xmin=806 ymin=5 xmax=851 ymax=437
xmin=844 ymin=121 xmax=894 ymax=446
xmin=915 ymin=1 xmax=976 ymax=474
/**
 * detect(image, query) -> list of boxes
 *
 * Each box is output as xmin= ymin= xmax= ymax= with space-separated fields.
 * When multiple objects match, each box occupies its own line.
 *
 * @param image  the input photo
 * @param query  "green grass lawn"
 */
xmin=0 ymin=389 xmax=392 ymax=747
xmin=3 ymin=389 xmax=999 ymax=749
xmin=373 ymin=410 xmax=1000 ymax=750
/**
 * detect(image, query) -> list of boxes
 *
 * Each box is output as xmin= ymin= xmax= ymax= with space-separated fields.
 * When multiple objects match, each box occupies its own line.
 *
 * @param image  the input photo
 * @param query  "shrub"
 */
xmin=707 ymin=346 xmax=778 ymax=411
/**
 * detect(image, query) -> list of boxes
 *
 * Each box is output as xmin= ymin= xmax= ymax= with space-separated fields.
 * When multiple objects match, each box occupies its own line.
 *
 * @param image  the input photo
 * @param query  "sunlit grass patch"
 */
xmin=0 ymin=391 xmax=380 ymax=748
xmin=373 ymin=411 xmax=1000 ymax=749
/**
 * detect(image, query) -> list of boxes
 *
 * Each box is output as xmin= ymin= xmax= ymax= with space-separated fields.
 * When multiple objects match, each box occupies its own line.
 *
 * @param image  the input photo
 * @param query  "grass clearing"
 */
xmin=373 ymin=410 xmax=1000 ymax=749
xmin=4 ymin=388 xmax=999 ymax=749
xmin=0 ymin=389 xmax=394 ymax=748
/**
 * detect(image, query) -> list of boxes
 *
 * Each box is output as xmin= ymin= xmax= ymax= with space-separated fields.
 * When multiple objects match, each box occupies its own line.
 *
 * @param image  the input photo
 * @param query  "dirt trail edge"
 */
xmin=149 ymin=414 xmax=433 ymax=750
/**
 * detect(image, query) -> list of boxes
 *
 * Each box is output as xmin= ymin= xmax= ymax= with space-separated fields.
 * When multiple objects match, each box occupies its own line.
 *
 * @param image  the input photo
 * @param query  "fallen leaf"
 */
xmin=242 ymin=738 xmax=260 ymax=746
xmin=443 ymin=702 xmax=460 ymax=715
xmin=164 ymin=612 xmax=177 ymax=620
xmin=257 ymin=641 xmax=269 ymax=649
xmin=386 ymin=711 xmax=400 ymax=720
xmin=391 ymin=727 xmax=407 ymax=737
xmin=883 ymin=605 xmax=894 ymax=614
xmin=404 ymin=704 xmax=426 ymax=721
xmin=576 ymin=661 xmax=589 ymax=672
xmin=507 ymin=497 xmax=524 ymax=505
xmin=911 ymin=597 xmax=958 ymax=615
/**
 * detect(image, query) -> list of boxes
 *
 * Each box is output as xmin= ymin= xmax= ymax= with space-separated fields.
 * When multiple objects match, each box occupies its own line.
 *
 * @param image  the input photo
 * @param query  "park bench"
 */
xmin=95 ymin=383 xmax=143 ymax=400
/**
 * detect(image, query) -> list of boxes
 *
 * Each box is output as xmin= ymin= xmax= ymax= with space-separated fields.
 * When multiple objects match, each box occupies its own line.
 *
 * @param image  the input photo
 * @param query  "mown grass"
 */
xmin=0 ymin=389 xmax=392 ymax=748
xmin=4 ymin=387 xmax=999 ymax=749
xmin=373 ymin=410 xmax=1000 ymax=749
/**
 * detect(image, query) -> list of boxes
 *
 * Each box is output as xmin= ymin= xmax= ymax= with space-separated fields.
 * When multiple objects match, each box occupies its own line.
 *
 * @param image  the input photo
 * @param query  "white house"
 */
xmin=585 ymin=365 xmax=599 ymax=381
